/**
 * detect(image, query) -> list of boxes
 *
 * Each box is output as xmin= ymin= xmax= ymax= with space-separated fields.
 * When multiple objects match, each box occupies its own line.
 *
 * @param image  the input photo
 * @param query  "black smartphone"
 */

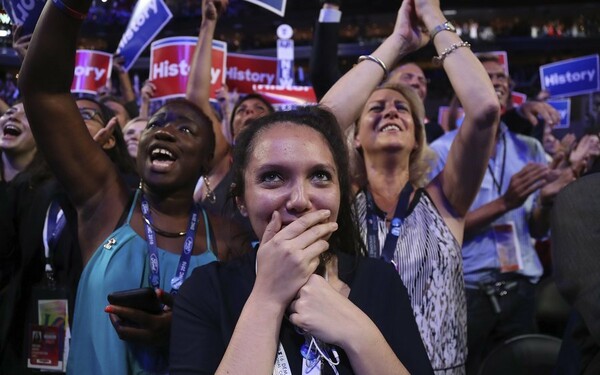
xmin=107 ymin=287 xmax=162 ymax=315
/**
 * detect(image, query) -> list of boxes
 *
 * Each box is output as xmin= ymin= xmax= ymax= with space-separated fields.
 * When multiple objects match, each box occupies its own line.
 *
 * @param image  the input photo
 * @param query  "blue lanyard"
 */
xmin=365 ymin=182 xmax=414 ymax=264
xmin=140 ymin=195 xmax=200 ymax=294
xmin=44 ymin=200 xmax=67 ymax=283
xmin=46 ymin=200 xmax=67 ymax=253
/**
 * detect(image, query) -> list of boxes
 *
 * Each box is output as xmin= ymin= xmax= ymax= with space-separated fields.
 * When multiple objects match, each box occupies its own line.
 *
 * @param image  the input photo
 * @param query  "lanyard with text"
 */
xmin=43 ymin=200 xmax=67 ymax=280
xmin=140 ymin=195 xmax=200 ymax=294
xmin=487 ymin=133 xmax=507 ymax=195
xmin=365 ymin=183 xmax=414 ymax=264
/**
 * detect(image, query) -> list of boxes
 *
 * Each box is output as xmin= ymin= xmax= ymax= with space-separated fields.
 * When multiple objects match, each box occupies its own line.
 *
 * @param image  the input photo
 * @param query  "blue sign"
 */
xmin=2 ymin=0 xmax=46 ymax=35
xmin=547 ymin=99 xmax=571 ymax=129
xmin=540 ymin=54 xmax=600 ymax=98
xmin=116 ymin=0 xmax=173 ymax=72
xmin=243 ymin=0 xmax=287 ymax=17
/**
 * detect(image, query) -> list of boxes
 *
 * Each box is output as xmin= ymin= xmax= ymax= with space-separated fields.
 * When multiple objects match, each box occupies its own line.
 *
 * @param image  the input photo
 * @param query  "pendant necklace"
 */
xmin=203 ymin=176 xmax=217 ymax=204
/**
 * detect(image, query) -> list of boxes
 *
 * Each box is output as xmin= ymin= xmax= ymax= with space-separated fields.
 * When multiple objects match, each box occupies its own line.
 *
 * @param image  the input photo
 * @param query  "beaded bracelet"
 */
xmin=432 ymin=41 xmax=471 ymax=66
xmin=51 ymin=0 xmax=87 ymax=20
xmin=357 ymin=55 xmax=388 ymax=78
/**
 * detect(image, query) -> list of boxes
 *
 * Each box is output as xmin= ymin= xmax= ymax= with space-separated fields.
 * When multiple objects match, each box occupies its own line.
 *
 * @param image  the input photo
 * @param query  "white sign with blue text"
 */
xmin=540 ymin=54 xmax=599 ymax=98
xmin=546 ymin=99 xmax=571 ymax=129
xmin=116 ymin=0 xmax=173 ymax=72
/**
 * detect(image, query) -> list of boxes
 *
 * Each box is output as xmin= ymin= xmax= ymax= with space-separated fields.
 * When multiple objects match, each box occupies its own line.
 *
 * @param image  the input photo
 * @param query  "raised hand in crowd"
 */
xmin=92 ymin=116 xmax=118 ymax=147
xmin=12 ymin=25 xmax=32 ymax=61
xmin=113 ymin=54 xmax=137 ymax=106
xmin=569 ymin=133 xmax=600 ymax=176
xmin=139 ymin=80 xmax=156 ymax=118
xmin=559 ymin=132 xmax=577 ymax=155
xmin=539 ymin=154 xmax=576 ymax=206
xmin=517 ymin=100 xmax=562 ymax=127
xmin=187 ymin=0 xmax=230 ymax=167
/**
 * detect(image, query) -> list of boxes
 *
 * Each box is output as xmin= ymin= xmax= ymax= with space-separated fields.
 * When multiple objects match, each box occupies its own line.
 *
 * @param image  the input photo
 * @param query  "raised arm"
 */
xmin=319 ymin=0 xmax=425 ymax=131
xmin=187 ymin=0 xmax=229 ymax=167
xmin=112 ymin=55 xmax=135 ymax=103
xmin=422 ymin=1 xmax=500 ymax=219
xmin=139 ymin=80 xmax=155 ymax=118
xmin=19 ymin=0 xmax=128 ymax=260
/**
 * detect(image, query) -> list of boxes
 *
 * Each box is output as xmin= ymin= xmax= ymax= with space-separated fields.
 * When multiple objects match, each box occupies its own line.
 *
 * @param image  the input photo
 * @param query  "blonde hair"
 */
xmin=353 ymin=83 xmax=435 ymax=189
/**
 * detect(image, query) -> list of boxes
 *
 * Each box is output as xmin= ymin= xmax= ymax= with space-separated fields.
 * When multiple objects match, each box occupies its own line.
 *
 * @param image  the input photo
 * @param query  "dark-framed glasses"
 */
xmin=79 ymin=108 xmax=103 ymax=123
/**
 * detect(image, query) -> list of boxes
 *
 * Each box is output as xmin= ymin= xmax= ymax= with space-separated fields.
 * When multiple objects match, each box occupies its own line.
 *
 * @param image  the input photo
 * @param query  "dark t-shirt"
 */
xmin=170 ymin=250 xmax=434 ymax=374
xmin=0 ymin=175 xmax=81 ymax=374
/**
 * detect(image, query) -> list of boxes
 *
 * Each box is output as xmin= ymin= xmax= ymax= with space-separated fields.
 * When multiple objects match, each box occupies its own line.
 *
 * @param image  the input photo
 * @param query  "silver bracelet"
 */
xmin=432 ymin=41 xmax=471 ymax=66
xmin=357 ymin=55 xmax=388 ymax=78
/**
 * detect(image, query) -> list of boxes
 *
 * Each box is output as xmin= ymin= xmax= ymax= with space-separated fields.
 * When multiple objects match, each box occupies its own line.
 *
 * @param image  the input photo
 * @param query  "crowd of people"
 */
xmin=1 ymin=0 xmax=599 ymax=374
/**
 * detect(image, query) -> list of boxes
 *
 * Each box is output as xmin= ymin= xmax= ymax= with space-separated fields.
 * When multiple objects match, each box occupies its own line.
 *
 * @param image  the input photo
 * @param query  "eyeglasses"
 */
xmin=79 ymin=108 xmax=103 ymax=123
xmin=398 ymin=72 xmax=429 ymax=85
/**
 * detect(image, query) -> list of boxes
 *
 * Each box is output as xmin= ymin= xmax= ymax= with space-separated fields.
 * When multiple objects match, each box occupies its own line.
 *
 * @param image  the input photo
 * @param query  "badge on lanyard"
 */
xmin=492 ymin=221 xmax=523 ymax=273
xmin=28 ymin=325 xmax=64 ymax=371
xmin=273 ymin=343 xmax=293 ymax=375
xmin=28 ymin=201 xmax=70 ymax=371
xmin=273 ymin=342 xmax=324 ymax=375
xmin=27 ymin=296 xmax=69 ymax=372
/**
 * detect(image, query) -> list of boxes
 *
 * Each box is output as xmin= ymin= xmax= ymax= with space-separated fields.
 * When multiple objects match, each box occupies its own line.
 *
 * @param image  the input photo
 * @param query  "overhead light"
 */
xmin=0 ymin=30 xmax=9 ymax=37
xmin=443 ymin=9 xmax=458 ymax=16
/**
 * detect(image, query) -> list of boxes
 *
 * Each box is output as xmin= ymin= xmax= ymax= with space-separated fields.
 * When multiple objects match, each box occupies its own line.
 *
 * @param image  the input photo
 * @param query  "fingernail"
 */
xmin=322 ymin=210 xmax=331 ymax=217
xmin=104 ymin=305 xmax=114 ymax=313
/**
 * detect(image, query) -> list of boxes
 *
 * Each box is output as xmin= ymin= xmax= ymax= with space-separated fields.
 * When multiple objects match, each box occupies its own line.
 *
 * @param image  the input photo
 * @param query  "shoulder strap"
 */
xmin=200 ymin=205 xmax=217 ymax=256
xmin=115 ymin=189 xmax=138 ymax=230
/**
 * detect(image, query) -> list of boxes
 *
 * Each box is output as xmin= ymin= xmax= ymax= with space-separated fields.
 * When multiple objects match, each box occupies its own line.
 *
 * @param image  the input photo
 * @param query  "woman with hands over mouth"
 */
xmin=170 ymin=107 xmax=434 ymax=374
xmin=19 ymin=0 xmax=218 ymax=373
xmin=320 ymin=0 xmax=500 ymax=373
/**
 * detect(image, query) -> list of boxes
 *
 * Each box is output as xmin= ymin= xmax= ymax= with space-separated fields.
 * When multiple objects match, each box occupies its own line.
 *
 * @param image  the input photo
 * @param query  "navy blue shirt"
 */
xmin=170 ymin=249 xmax=434 ymax=374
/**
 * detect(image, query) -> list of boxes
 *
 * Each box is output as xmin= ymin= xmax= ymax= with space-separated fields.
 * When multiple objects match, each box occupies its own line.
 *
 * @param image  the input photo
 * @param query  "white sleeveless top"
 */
xmin=355 ymin=189 xmax=466 ymax=375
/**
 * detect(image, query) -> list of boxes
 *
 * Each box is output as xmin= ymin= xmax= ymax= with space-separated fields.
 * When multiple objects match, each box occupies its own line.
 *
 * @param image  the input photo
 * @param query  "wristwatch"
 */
xmin=429 ymin=21 xmax=456 ymax=40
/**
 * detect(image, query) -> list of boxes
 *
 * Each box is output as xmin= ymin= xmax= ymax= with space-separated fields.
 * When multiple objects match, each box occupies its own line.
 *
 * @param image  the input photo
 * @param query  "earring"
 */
xmin=238 ymin=204 xmax=248 ymax=216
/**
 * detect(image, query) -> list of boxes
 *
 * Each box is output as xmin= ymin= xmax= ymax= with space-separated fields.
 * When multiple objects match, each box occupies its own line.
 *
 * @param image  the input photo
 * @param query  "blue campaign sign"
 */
xmin=547 ymin=99 xmax=571 ymax=129
xmin=116 ymin=0 xmax=173 ymax=72
xmin=243 ymin=0 xmax=287 ymax=16
xmin=3 ymin=0 xmax=46 ymax=35
xmin=540 ymin=54 xmax=600 ymax=98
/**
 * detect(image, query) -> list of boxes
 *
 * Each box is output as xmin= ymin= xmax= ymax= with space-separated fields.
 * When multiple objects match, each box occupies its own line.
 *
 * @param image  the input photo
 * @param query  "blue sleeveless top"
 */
xmin=67 ymin=190 xmax=217 ymax=375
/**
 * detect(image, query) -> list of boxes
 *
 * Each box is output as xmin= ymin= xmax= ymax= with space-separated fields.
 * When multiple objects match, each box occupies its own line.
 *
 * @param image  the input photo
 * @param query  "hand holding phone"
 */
xmin=107 ymin=287 xmax=162 ymax=315
xmin=105 ymin=288 xmax=172 ymax=347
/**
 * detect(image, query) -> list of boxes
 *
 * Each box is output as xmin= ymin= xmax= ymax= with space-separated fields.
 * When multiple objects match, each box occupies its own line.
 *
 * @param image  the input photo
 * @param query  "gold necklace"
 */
xmin=142 ymin=215 xmax=186 ymax=238
xmin=203 ymin=176 xmax=217 ymax=204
